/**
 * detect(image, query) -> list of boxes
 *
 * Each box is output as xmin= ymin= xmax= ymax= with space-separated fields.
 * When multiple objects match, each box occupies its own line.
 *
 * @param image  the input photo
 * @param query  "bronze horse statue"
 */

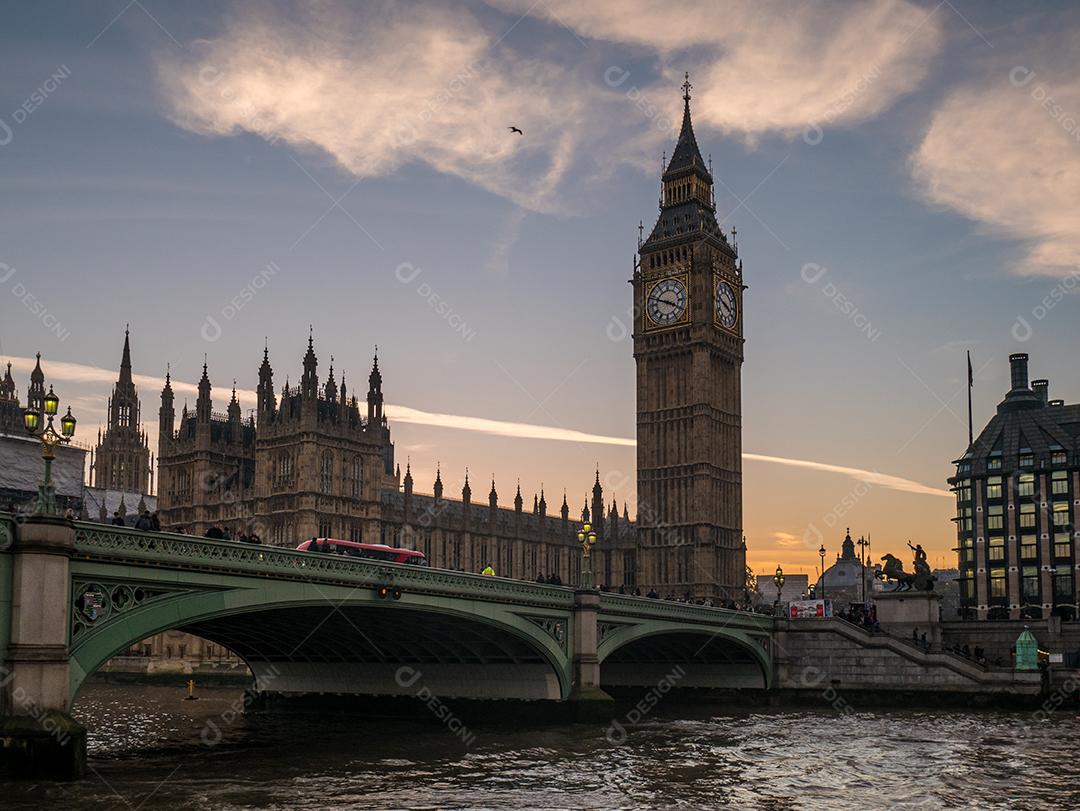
xmin=880 ymin=553 xmax=936 ymax=592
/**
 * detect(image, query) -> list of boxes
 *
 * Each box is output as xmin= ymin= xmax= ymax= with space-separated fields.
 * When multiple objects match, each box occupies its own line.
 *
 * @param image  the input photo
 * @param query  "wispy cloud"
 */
xmin=489 ymin=0 xmax=944 ymax=141
xmin=152 ymin=0 xmax=942 ymax=216
xmin=911 ymin=29 xmax=1080 ymax=277
xmin=155 ymin=1 xmax=605 ymax=214
xmin=9 ymin=355 xmax=950 ymax=499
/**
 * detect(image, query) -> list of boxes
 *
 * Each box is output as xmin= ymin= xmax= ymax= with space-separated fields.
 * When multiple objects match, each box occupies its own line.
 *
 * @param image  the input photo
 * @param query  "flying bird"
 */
xmin=508 ymin=126 xmax=523 ymax=135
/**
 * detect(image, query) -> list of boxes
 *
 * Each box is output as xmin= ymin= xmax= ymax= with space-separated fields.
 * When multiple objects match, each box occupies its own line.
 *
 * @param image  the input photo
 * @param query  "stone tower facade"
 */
xmin=633 ymin=75 xmax=745 ymax=601
xmin=92 ymin=329 xmax=152 ymax=493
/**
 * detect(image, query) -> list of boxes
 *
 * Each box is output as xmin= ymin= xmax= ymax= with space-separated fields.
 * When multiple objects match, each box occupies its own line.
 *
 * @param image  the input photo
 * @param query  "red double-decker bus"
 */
xmin=295 ymin=538 xmax=426 ymax=565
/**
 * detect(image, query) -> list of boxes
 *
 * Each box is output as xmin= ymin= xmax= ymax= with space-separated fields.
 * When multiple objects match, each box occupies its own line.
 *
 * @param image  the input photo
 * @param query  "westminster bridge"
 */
xmin=1 ymin=513 xmax=1044 ymax=779
xmin=0 ymin=513 xmax=780 ymax=776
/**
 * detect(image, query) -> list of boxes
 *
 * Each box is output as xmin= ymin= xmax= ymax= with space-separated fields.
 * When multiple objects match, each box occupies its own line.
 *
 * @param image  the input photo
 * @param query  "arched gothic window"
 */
xmin=351 ymin=456 xmax=363 ymax=498
xmin=320 ymin=451 xmax=334 ymax=494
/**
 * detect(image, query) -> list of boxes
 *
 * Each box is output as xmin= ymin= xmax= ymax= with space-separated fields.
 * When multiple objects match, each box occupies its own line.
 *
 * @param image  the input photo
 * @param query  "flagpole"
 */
xmin=972 ymin=349 xmax=980 ymax=447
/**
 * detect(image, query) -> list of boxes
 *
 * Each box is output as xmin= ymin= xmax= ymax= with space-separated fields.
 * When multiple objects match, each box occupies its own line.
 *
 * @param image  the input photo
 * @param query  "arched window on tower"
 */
xmin=351 ymin=456 xmax=363 ymax=498
xmin=320 ymin=451 xmax=334 ymax=495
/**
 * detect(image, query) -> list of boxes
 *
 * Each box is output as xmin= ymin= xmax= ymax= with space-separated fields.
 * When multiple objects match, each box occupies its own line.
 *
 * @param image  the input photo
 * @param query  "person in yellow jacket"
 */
xmin=481 ymin=565 xmax=495 ymax=577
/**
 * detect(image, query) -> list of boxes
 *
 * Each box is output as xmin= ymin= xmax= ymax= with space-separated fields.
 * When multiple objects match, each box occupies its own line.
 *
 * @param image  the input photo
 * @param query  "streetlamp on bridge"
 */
xmin=23 ymin=385 xmax=77 ymax=515
xmin=576 ymin=522 xmax=598 ymax=589
xmin=818 ymin=544 xmax=827 ymax=603
xmin=773 ymin=565 xmax=785 ymax=617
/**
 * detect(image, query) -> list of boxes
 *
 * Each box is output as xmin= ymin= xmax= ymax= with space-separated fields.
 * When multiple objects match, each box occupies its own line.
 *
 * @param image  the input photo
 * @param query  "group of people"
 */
xmin=945 ymin=641 xmax=990 ymax=666
xmin=203 ymin=524 xmax=262 ymax=544
xmin=534 ymin=572 xmax=564 ymax=585
xmin=110 ymin=509 xmax=161 ymax=530
xmin=837 ymin=604 xmax=881 ymax=633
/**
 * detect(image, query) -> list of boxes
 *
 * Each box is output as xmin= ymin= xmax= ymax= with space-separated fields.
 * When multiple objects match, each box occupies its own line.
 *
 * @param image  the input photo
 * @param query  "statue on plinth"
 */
xmin=880 ymin=542 xmax=936 ymax=592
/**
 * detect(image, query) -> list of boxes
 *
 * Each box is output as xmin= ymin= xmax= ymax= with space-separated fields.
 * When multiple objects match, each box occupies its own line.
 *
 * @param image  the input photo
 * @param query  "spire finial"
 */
xmin=682 ymin=71 xmax=691 ymax=102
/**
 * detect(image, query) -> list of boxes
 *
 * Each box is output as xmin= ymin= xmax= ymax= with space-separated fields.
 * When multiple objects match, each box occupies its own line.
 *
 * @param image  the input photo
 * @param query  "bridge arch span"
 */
xmin=597 ymin=623 xmax=772 ymax=691
xmin=69 ymin=579 xmax=573 ymax=704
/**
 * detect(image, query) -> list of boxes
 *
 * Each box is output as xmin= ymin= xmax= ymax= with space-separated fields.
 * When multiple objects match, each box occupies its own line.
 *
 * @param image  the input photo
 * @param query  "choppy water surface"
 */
xmin=5 ymin=683 xmax=1080 ymax=809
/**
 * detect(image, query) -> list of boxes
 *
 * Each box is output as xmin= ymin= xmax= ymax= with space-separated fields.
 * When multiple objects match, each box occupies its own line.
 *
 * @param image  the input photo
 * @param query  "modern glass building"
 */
xmin=950 ymin=353 xmax=1079 ymax=619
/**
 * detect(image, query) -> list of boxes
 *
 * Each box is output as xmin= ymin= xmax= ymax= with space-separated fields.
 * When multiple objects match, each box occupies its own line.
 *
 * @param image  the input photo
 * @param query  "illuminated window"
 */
xmin=1052 ymin=471 xmax=1069 ymax=495
xmin=988 ymin=536 xmax=1005 ymax=561
xmin=959 ymin=538 xmax=974 ymax=563
xmin=990 ymin=568 xmax=1007 ymax=598
xmin=987 ymin=504 xmax=1004 ymax=531
xmin=1018 ymin=473 xmax=1035 ymax=497
xmin=1019 ymin=454 xmax=1033 ymax=469
xmin=1020 ymin=503 xmax=1036 ymax=529
xmin=1054 ymin=532 xmax=1072 ymax=559
xmin=1020 ymin=535 xmax=1037 ymax=559
xmin=987 ymin=476 xmax=1003 ymax=499
xmin=1052 ymin=502 xmax=1071 ymax=527
xmin=956 ymin=480 xmax=972 ymax=503
xmin=988 ymin=457 xmax=1002 ymax=471
xmin=1052 ymin=451 xmax=1067 ymax=466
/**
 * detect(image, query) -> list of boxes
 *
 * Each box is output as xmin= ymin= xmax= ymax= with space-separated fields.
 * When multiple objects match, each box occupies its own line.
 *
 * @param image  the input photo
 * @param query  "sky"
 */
xmin=1 ymin=0 xmax=1078 ymax=579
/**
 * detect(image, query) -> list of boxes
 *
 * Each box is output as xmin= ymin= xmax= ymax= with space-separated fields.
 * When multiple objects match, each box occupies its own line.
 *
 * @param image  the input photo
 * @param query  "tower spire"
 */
xmin=119 ymin=325 xmax=133 ymax=385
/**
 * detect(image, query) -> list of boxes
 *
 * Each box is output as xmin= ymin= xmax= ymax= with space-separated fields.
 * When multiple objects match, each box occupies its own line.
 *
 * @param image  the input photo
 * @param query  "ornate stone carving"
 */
xmin=521 ymin=615 xmax=568 ymax=650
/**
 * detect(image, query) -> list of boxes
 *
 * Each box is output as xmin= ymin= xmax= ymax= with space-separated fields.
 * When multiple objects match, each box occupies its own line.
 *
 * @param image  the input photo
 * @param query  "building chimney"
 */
xmin=1009 ymin=353 xmax=1030 ymax=391
xmin=1032 ymin=379 xmax=1049 ymax=405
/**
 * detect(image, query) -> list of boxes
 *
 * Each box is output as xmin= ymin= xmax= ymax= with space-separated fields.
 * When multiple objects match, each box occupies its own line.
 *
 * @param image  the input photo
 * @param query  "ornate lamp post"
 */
xmin=577 ymin=521 xmax=598 ymax=589
xmin=23 ymin=385 xmax=77 ymax=515
xmin=773 ymin=565 xmax=785 ymax=617
xmin=857 ymin=535 xmax=870 ymax=605
xmin=818 ymin=544 xmax=827 ymax=602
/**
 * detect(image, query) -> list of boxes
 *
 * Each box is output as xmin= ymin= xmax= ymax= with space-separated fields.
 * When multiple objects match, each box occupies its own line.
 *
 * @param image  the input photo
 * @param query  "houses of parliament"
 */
xmin=35 ymin=79 xmax=749 ymax=601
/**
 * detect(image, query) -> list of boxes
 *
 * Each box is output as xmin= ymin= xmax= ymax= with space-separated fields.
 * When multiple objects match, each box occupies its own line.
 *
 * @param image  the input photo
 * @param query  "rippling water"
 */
xmin=4 ymin=683 xmax=1080 ymax=809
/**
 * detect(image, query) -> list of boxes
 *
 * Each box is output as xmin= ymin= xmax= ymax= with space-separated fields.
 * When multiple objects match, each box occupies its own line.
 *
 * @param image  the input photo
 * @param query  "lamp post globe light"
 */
xmin=773 ymin=565 xmax=785 ymax=617
xmin=23 ymin=384 xmax=77 ymax=515
xmin=577 ymin=522 xmax=598 ymax=589
xmin=818 ymin=544 xmax=827 ymax=602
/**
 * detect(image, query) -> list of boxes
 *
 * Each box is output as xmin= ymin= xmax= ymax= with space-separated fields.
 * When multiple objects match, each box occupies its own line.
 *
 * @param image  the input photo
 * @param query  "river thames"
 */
xmin=4 ymin=683 xmax=1079 ymax=809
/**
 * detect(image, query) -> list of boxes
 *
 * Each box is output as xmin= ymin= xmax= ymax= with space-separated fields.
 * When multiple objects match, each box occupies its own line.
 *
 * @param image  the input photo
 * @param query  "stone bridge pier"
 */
xmin=0 ymin=516 xmax=86 ymax=780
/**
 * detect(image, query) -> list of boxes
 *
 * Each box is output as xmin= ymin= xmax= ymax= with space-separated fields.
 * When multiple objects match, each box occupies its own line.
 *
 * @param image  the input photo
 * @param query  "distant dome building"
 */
xmin=816 ymin=529 xmax=879 ymax=606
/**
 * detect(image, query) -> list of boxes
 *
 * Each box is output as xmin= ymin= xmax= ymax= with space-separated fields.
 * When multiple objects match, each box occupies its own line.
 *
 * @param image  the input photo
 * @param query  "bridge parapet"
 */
xmin=598 ymin=593 xmax=775 ymax=631
xmin=70 ymin=522 xmax=575 ymax=610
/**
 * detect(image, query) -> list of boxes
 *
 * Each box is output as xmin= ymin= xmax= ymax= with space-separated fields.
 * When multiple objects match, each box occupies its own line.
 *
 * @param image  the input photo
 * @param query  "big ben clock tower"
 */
xmin=634 ymin=75 xmax=745 ymax=602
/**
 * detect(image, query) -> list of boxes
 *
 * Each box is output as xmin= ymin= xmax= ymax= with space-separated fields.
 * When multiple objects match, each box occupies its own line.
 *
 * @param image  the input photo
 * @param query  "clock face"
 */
xmin=646 ymin=278 xmax=687 ymax=326
xmin=715 ymin=280 xmax=738 ymax=329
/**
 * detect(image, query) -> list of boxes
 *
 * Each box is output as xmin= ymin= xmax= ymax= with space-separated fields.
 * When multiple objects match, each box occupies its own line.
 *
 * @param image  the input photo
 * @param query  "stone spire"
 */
xmin=642 ymin=72 xmax=725 ymax=250
xmin=28 ymin=353 xmax=45 ymax=411
xmin=433 ymin=463 xmax=443 ymax=500
xmin=1 ymin=361 xmax=17 ymax=401
xmin=196 ymin=359 xmax=212 ymax=423
xmin=119 ymin=325 xmax=133 ymax=386
xmin=489 ymin=475 xmax=498 ymax=509
xmin=301 ymin=327 xmax=318 ymax=400
xmin=257 ymin=341 xmax=275 ymax=418
xmin=325 ymin=356 xmax=338 ymax=403
xmin=367 ymin=347 xmax=383 ymax=425
xmin=159 ymin=365 xmax=175 ymax=441
xmin=514 ymin=480 xmax=523 ymax=513
xmin=228 ymin=380 xmax=241 ymax=423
